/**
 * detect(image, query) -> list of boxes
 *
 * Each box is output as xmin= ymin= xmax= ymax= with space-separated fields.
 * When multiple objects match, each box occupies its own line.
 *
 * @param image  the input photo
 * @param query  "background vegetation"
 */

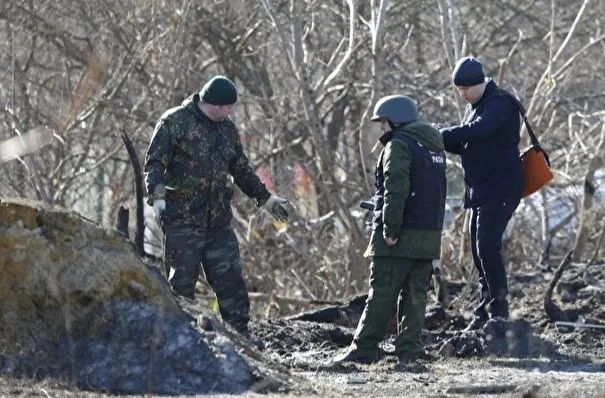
xmin=1 ymin=0 xmax=604 ymax=315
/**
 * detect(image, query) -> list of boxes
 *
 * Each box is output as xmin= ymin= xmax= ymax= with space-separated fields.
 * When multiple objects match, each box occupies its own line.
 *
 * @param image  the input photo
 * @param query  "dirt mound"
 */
xmin=0 ymin=198 xmax=287 ymax=395
xmin=2 ymin=197 xmax=604 ymax=396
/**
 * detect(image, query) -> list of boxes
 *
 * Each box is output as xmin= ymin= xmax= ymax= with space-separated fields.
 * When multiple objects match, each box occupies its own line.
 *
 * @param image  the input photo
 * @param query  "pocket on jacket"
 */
xmin=215 ymin=186 xmax=234 ymax=221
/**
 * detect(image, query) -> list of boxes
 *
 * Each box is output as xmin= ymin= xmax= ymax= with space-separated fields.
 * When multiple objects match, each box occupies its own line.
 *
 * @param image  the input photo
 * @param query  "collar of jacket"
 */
xmin=185 ymin=93 xmax=212 ymax=123
xmin=472 ymin=79 xmax=498 ymax=109
xmin=378 ymin=130 xmax=395 ymax=146
xmin=378 ymin=124 xmax=413 ymax=146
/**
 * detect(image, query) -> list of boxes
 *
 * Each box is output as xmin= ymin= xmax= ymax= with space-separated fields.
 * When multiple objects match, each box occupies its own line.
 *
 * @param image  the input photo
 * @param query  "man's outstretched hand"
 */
xmin=264 ymin=195 xmax=289 ymax=222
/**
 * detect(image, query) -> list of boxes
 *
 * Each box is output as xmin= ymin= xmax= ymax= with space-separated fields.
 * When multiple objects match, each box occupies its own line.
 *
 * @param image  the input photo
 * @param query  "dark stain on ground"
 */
xmin=249 ymin=260 xmax=605 ymax=369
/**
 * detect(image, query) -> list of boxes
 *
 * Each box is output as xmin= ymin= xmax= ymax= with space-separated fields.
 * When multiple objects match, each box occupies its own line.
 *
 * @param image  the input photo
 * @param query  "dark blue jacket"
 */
xmin=441 ymin=80 xmax=523 ymax=208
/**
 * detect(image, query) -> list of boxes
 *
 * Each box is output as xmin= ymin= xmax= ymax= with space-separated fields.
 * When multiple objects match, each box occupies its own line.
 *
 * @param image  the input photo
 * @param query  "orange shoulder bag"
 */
xmin=503 ymin=90 xmax=554 ymax=197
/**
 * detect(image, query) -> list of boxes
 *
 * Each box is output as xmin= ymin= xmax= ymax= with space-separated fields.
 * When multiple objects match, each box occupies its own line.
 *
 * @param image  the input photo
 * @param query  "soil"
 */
xmin=1 ymin=260 xmax=604 ymax=397
xmin=244 ymin=259 xmax=605 ymax=397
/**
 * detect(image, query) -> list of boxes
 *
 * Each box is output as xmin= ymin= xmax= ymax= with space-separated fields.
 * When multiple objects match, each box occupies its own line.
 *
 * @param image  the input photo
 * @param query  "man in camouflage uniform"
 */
xmin=144 ymin=75 xmax=288 ymax=337
xmin=334 ymin=95 xmax=446 ymax=364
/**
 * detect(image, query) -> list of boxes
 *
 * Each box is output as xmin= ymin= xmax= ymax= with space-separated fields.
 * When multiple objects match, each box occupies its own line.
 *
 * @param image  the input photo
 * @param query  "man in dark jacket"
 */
xmin=144 ymin=75 xmax=289 ymax=338
xmin=440 ymin=57 xmax=524 ymax=330
xmin=334 ymin=95 xmax=447 ymax=364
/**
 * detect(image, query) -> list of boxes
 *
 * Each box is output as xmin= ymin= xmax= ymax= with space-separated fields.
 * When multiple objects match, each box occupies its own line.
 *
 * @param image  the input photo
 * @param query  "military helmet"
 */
xmin=370 ymin=95 xmax=419 ymax=124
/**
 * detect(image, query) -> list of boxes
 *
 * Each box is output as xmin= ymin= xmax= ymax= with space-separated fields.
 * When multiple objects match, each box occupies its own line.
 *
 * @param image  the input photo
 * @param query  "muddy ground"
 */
xmin=247 ymin=258 xmax=605 ymax=397
xmin=2 ymin=259 xmax=605 ymax=397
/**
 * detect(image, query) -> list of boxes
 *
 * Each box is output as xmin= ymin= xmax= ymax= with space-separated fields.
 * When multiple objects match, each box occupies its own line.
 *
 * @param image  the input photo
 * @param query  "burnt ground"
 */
xmin=244 ymin=259 xmax=605 ymax=397
xmin=157 ymin=258 xmax=605 ymax=397
xmin=0 ymin=260 xmax=604 ymax=397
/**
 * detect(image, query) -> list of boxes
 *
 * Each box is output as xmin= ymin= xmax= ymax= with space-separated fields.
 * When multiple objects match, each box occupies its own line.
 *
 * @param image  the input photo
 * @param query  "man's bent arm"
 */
xmin=144 ymin=119 xmax=173 ymax=204
xmin=440 ymin=97 xmax=515 ymax=144
xmin=229 ymin=130 xmax=271 ymax=205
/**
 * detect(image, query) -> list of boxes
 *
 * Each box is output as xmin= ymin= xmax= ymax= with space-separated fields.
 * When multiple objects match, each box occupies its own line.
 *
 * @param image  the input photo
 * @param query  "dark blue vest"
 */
xmin=373 ymin=131 xmax=447 ymax=230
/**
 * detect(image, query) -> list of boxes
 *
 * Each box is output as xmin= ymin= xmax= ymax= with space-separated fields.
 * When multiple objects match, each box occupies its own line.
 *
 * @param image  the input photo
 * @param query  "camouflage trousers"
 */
xmin=350 ymin=256 xmax=433 ymax=360
xmin=163 ymin=224 xmax=250 ymax=334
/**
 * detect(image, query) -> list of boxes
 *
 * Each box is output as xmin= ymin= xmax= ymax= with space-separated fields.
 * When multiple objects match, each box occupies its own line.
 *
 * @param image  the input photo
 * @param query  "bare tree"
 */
xmin=1 ymin=0 xmax=604 ymax=315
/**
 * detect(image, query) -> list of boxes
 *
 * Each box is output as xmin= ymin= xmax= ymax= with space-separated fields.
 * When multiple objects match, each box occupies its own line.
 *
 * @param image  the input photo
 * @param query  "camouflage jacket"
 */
xmin=144 ymin=94 xmax=271 ymax=228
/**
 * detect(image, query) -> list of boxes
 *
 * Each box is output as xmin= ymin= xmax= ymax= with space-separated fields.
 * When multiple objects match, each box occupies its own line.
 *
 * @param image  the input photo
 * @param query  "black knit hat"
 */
xmin=452 ymin=57 xmax=485 ymax=86
xmin=200 ymin=75 xmax=238 ymax=105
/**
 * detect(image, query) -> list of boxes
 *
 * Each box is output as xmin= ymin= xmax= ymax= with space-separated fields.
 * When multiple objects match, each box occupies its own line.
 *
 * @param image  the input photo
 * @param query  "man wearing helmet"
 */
xmin=334 ymin=95 xmax=446 ymax=364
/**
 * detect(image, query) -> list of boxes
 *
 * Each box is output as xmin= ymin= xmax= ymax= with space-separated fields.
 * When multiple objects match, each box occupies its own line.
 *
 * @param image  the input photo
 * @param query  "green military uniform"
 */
xmin=348 ymin=119 xmax=446 ymax=362
xmin=144 ymin=79 xmax=271 ymax=336
xmin=163 ymin=224 xmax=249 ymax=332
xmin=145 ymin=96 xmax=270 ymax=228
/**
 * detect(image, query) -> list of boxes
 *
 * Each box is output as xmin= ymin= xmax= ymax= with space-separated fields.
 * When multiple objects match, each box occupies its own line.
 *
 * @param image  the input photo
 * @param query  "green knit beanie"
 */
xmin=200 ymin=75 xmax=238 ymax=105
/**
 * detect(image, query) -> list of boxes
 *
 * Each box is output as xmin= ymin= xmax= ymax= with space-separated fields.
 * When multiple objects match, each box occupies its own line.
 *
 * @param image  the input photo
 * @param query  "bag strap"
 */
xmin=499 ymin=89 xmax=551 ymax=166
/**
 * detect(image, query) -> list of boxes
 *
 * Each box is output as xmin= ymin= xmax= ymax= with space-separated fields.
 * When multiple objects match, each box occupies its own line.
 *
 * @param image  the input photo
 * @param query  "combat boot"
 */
xmin=332 ymin=349 xmax=378 ymax=365
xmin=398 ymin=350 xmax=438 ymax=364
xmin=236 ymin=326 xmax=265 ymax=351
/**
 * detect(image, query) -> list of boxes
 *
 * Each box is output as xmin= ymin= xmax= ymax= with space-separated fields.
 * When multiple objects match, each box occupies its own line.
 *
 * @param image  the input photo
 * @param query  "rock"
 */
xmin=0 ymin=198 xmax=181 ymax=349
xmin=55 ymin=300 xmax=253 ymax=395
xmin=0 ymin=198 xmax=269 ymax=395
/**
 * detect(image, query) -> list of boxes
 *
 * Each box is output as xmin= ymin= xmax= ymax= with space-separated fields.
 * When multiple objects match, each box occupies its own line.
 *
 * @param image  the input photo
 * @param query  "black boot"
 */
xmin=333 ymin=349 xmax=378 ymax=365
xmin=235 ymin=326 xmax=265 ymax=350
xmin=489 ymin=299 xmax=509 ymax=320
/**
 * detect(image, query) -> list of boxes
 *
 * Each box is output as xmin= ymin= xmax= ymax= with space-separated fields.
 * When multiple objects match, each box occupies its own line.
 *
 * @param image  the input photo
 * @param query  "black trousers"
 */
xmin=470 ymin=197 xmax=519 ymax=320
